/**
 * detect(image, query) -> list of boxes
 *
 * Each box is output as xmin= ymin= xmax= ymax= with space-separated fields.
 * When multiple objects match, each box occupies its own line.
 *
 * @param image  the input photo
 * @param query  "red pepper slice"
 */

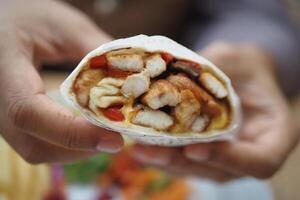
xmin=102 ymin=107 xmax=124 ymax=121
xmin=90 ymin=55 xmax=107 ymax=68
xmin=178 ymin=60 xmax=200 ymax=68
xmin=161 ymin=52 xmax=174 ymax=64
xmin=106 ymin=67 xmax=132 ymax=78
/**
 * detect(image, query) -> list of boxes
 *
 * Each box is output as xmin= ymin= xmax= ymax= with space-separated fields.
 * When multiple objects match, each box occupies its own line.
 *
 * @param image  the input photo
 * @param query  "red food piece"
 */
xmin=102 ymin=107 xmax=125 ymax=121
xmin=161 ymin=52 xmax=174 ymax=64
xmin=90 ymin=54 xmax=130 ymax=78
xmin=178 ymin=60 xmax=200 ymax=68
xmin=90 ymin=55 xmax=107 ymax=68
xmin=106 ymin=67 xmax=132 ymax=78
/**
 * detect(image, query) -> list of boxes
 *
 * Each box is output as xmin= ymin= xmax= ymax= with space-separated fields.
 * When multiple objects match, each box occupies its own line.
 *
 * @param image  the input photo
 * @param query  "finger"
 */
xmin=8 ymin=94 xmax=124 ymax=152
xmin=1 ymin=57 xmax=123 ymax=153
xmin=132 ymin=144 xmax=180 ymax=166
xmin=183 ymin=95 xmax=296 ymax=179
xmin=199 ymin=42 xmax=237 ymax=71
xmin=184 ymin=141 xmax=283 ymax=179
xmin=199 ymin=42 xmax=273 ymax=88
xmin=199 ymin=42 xmax=250 ymax=85
xmin=33 ymin=0 xmax=112 ymax=63
xmin=2 ymin=128 xmax=98 ymax=164
xmin=158 ymin=163 xmax=238 ymax=183
xmin=133 ymin=144 xmax=239 ymax=182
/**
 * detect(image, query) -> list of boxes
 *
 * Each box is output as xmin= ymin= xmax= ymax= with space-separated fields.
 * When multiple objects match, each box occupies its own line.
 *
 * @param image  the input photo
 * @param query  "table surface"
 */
xmin=42 ymin=71 xmax=300 ymax=200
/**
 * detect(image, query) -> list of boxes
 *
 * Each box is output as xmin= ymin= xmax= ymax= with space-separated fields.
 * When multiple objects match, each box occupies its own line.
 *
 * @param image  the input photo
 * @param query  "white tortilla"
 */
xmin=60 ymin=35 xmax=241 ymax=146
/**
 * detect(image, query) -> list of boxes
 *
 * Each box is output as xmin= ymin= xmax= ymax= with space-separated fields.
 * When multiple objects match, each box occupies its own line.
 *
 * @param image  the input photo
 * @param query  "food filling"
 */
xmin=72 ymin=48 xmax=231 ymax=134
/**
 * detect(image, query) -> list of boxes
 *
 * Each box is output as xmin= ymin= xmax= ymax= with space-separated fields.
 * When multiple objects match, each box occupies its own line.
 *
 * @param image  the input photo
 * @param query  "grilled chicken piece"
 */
xmin=92 ymin=95 xmax=127 ymax=109
xmin=74 ymin=69 xmax=104 ymax=107
xmin=132 ymin=107 xmax=174 ymax=131
xmin=145 ymin=54 xmax=166 ymax=78
xmin=167 ymin=74 xmax=222 ymax=117
xmin=200 ymin=72 xmax=228 ymax=98
xmin=107 ymin=53 xmax=144 ymax=72
xmin=172 ymin=60 xmax=201 ymax=77
xmin=202 ymin=100 xmax=222 ymax=117
xmin=142 ymin=80 xmax=181 ymax=110
xmin=167 ymin=74 xmax=213 ymax=102
xmin=121 ymin=72 xmax=150 ymax=98
xmin=191 ymin=115 xmax=209 ymax=132
xmin=174 ymin=90 xmax=201 ymax=130
xmin=89 ymin=78 xmax=127 ymax=110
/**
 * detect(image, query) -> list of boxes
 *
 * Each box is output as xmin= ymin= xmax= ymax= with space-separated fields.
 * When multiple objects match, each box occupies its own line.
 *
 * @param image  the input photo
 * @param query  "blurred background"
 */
xmin=1 ymin=0 xmax=300 ymax=199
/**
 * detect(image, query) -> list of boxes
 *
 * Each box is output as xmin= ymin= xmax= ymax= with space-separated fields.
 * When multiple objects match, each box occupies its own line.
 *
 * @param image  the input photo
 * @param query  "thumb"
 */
xmin=64 ymin=23 xmax=113 ymax=61
xmin=33 ymin=0 xmax=113 ymax=63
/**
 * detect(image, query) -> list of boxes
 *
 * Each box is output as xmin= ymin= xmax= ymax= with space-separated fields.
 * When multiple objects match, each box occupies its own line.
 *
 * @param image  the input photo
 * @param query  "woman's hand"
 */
xmin=0 ymin=0 xmax=123 ymax=164
xmin=133 ymin=42 xmax=299 ymax=181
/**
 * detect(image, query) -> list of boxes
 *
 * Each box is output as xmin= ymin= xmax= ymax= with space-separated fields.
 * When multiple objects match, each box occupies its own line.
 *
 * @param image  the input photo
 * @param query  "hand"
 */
xmin=133 ymin=42 xmax=299 ymax=181
xmin=0 ymin=0 xmax=123 ymax=164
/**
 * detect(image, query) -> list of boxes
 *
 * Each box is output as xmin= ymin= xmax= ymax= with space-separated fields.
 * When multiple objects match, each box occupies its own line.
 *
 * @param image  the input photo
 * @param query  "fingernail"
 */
xmin=132 ymin=146 xmax=170 ymax=166
xmin=96 ymin=136 xmax=123 ymax=153
xmin=186 ymin=148 xmax=210 ymax=162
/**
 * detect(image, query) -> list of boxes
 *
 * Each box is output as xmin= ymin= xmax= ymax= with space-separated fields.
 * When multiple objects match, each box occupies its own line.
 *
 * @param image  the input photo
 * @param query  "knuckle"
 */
xmin=7 ymin=96 xmax=32 ymax=129
xmin=240 ymin=44 xmax=263 ymax=56
xmin=60 ymin=124 xmax=78 ymax=149
xmin=216 ymin=48 xmax=236 ymax=60
xmin=203 ymin=42 xmax=239 ymax=72
xmin=58 ymin=117 xmax=86 ymax=149
xmin=210 ymin=41 xmax=236 ymax=52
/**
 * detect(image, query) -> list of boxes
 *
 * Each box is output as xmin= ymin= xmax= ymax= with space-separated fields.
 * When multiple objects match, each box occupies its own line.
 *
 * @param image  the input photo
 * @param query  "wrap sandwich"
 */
xmin=60 ymin=35 xmax=241 ymax=146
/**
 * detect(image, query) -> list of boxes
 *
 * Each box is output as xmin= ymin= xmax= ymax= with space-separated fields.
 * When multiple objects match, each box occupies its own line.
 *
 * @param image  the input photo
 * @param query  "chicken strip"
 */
xmin=191 ymin=115 xmax=209 ymax=132
xmin=121 ymin=72 xmax=150 ymax=98
xmin=107 ymin=53 xmax=144 ymax=72
xmin=199 ymin=72 xmax=228 ymax=98
xmin=145 ymin=54 xmax=166 ymax=78
xmin=142 ymin=80 xmax=181 ymax=110
xmin=167 ymin=74 xmax=222 ymax=117
xmin=89 ymin=78 xmax=127 ymax=110
xmin=132 ymin=107 xmax=174 ymax=131
xmin=167 ymin=74 xmax=211 ymax=102
xmin=174 ymin=90 xmax=201 ymax=130
xmin=73 ymin=69 xmax=104 ymax=107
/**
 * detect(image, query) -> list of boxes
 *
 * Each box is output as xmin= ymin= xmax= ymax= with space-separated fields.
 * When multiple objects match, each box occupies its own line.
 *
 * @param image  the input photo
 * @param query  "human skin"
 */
xmin=0 ymin=0 xmax=124 ymax=164
xmin=133 ymin=43 xmax=299 ymax=181
xmin=0 ymin=0 xmax=298 ymax=179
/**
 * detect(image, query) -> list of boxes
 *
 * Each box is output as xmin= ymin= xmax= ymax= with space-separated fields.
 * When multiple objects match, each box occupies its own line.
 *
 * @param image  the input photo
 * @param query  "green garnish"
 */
xmin=146 ymin=174 xmax=171 ymax=193
xmin=63 ymin=153 xmax=112 ymax=183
